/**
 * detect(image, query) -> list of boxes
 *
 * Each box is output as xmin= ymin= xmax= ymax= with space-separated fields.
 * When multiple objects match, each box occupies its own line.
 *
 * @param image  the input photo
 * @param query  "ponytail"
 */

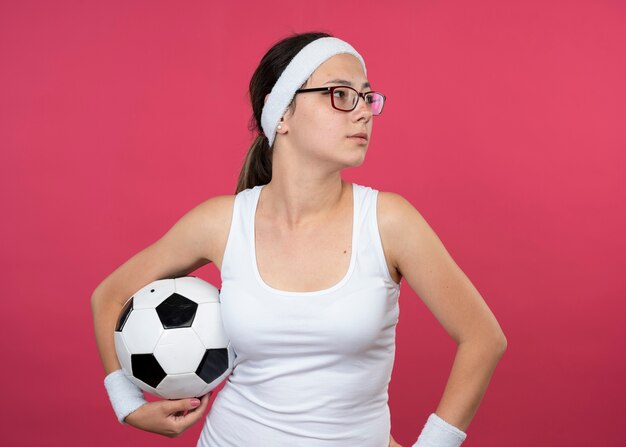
xmin=235 ymin=134 xmax=272 ymax=194
xmin=234 ymin=32 xmax=332 ymax=194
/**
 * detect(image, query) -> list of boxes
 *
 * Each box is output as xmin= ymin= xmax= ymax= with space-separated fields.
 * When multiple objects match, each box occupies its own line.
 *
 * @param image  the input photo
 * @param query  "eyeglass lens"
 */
xmin=332 ymin=87 xmax=384 ymax=115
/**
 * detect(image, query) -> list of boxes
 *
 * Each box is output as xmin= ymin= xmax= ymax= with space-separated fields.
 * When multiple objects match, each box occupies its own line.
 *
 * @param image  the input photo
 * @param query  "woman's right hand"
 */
xmin=124 ymin=392 xmax=212 ymax=438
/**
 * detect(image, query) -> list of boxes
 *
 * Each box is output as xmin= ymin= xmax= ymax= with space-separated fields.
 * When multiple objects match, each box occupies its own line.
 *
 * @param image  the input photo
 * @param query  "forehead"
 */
xmin=308 ymin=53 xmax=367 ymax=85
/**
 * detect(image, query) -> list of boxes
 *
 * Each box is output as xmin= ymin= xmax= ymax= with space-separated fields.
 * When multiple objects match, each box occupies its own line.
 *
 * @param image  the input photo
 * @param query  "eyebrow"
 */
xmin=322 ymin=79 xmax=371 ymax=89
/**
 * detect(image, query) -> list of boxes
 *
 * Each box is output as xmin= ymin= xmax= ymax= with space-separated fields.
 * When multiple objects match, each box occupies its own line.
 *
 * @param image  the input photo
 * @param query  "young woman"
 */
xmin=92 ymin=32 xmax=507 ymax=447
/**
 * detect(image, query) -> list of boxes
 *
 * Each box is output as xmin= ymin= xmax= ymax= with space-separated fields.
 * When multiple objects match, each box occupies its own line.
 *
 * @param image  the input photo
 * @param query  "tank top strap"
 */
xmin=355 ymin=185 xmax=401 ymax=288
xmin=220 ymin=185 xmax=264 ymax=282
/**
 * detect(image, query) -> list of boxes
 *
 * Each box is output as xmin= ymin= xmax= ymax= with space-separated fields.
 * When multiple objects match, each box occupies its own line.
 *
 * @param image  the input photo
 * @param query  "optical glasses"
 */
xmin=294 ymin=86 xmax=386 ymax=115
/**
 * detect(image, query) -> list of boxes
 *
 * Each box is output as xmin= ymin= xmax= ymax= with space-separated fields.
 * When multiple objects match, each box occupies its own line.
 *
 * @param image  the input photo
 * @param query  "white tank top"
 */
xmin=197 ymin=183 xmax=401 ymax=447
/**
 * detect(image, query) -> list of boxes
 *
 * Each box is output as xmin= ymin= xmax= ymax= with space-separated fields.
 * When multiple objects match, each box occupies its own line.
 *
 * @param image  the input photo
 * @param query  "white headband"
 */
xmin=260 ymin=37 xmax=367 ymax=147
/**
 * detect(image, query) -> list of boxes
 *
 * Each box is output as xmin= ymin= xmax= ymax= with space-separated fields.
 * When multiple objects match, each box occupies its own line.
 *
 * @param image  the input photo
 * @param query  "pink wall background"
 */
xmin=1 ymin=1 xmax=624 ymax=446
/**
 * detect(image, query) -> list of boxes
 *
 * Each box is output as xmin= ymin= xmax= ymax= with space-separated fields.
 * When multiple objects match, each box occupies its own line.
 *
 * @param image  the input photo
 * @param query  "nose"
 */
xmin=352 ymin=94 xmax=372 ymax=122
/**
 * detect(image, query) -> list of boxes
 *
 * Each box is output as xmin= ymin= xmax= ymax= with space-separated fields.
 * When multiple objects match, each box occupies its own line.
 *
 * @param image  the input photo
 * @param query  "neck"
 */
xmin=260 ymin=172 xmax=348 ymax=229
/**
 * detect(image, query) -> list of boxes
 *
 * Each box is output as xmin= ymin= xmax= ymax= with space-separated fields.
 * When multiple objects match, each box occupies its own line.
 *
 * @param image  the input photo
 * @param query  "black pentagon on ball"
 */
xmin=115 ymin=297 xmax=133 ymax=332
xmin=196 ymin=348 xmax=229 ymax=383
xmin=155 ymin=293 xmax=198 ymax=329
xmin=131 ymin=353 xmax=166 ymax=388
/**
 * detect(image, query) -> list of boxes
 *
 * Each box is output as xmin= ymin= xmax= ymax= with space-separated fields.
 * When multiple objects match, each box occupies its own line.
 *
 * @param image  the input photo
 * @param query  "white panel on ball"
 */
xmin=133 ymin=279 xmax=177 ymax=309
xmin=154 ymin=328 xmax=206 ymax=374
xmin=174 ymin=276 xmax=219 ymax=304
xmin=122 ymin=309 xmax=164 ymax=353
xmin=193 ymin=303 xmax=230 ymax=348
xmin=157 ymin=373 xmax=208 ymax=399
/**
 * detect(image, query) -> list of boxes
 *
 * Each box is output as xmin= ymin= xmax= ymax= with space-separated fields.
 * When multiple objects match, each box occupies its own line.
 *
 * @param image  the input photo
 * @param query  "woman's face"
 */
xmin=280 ymin=53 xmax=373 ymax=169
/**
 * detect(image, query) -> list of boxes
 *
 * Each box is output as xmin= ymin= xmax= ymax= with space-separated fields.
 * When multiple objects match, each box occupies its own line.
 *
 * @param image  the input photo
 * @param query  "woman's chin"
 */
xmin=341 ymin=150 xmax=367 ymax=169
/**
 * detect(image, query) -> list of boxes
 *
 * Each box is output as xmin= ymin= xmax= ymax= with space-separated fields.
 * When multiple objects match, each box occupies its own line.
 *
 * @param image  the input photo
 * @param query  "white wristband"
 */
xmin=413 ymin=413 xmax=467 ymax=447
xmin=104 ymin=369 xmax=148 ymax=424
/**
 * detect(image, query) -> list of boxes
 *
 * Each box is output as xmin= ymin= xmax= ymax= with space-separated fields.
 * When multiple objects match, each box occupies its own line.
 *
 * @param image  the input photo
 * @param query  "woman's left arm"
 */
xmin=378 ymin=192 xmax=507 ymax=432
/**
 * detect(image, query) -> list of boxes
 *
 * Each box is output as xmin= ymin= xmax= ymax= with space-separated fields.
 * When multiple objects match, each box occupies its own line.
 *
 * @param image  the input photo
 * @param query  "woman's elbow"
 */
xmin=492 ymin=330 xmax=508 ymax=357
xmin=485 ymin=315 xmax=508 ymax=357
xmin=471 ymin=328 xmax=507 ymax=358
xmin=90 ymin=281 xmax=111 ymax=313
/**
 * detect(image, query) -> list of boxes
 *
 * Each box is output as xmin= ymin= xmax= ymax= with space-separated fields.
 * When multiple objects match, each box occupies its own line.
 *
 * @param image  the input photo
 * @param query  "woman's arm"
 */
xmin=91 ymin=194 xmax=234 ymax=435
xmin=378 ymin=192 xmax=507 ymax=432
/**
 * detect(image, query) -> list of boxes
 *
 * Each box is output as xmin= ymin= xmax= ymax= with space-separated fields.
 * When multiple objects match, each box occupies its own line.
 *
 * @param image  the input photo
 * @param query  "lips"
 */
xmin=348 ymin=133 xmax=368 ymax=141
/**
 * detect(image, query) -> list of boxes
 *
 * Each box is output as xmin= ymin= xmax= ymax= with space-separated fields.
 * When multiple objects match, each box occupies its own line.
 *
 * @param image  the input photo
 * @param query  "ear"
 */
xmin=276 ymin=117 xmax=287 ymax=135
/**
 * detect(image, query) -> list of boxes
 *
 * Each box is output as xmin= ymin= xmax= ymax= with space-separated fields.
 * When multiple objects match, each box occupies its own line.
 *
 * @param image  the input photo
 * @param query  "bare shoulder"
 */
xmin=377 ymin=190 xmax=427 ymax=237
xmin=187 ymin=194 xmax=236 ymax=267
xmin=377 ymin=190 xmax=420 ymax=220
xmin=192 ymin=194 xmax=236 ymax=222
xmin=175 ymin=194 xmax=235 ymax=235
xmin=376 ymin=191 xmax=435 ymax=278
xmin=150 ymin=193 xmax=236 ymax=269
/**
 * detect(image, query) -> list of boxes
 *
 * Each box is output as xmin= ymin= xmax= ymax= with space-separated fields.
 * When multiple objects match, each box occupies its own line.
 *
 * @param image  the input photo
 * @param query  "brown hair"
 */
xmin=235 ymin=32 xmax=332 ymax=194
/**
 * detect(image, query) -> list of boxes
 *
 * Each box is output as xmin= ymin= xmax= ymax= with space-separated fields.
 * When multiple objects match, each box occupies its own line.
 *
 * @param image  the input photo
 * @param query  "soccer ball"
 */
xmin=114 ymin=276 xmax=234 ymax=399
